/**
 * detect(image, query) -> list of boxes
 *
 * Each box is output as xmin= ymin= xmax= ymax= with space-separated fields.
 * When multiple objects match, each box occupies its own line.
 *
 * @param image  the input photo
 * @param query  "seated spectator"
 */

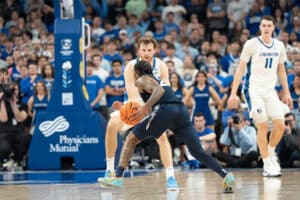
xmin=162 ymin=43 xmax=183 ymax=74
xmin=277 ymin=112 xmax=300 ymax=167
xmin=216 ymin=113 xmax=258 ymax=168
xmin=104 ymin=59 xmax=125 ymax=109
xmin=41 ymin=63 xmax=54 ymax=95
xmin=194 ymin=112 xmax=218 ymax=155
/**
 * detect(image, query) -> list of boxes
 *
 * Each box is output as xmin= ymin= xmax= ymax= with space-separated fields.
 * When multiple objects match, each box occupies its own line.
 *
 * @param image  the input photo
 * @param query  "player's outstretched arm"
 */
xmin=124 ymin=62 xmax=143 ymax=103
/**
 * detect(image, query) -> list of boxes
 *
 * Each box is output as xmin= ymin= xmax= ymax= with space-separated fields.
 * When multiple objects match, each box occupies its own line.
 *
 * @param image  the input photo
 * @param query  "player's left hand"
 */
xmin=129 ymin=105 xmax=151 ymax=123
xmin=282 ymin=93 xmax=293 ymax=109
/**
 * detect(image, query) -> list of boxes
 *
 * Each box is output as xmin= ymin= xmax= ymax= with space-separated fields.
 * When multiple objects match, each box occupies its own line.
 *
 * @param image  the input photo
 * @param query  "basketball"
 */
xmin=120 ymin=102 xmax=141 ymax=125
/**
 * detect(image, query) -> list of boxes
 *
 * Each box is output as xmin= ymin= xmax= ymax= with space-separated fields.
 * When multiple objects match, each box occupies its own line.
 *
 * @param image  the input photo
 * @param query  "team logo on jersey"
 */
xmin=256 ymin=108 xmax=262 ymax=114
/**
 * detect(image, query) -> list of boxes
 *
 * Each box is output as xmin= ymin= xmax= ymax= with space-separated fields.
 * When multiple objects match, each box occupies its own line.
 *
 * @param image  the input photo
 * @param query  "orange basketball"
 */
xmin=120 ymin=102 xmax=141 ymax=125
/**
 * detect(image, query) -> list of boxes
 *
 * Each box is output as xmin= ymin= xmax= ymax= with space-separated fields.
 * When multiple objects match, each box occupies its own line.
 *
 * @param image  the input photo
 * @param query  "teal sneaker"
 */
xmin=223 ymin=173 xmax=236 ymax=193
xmin=100 ymin=176 xmax=124 ymax=187
xmin=167 ymin=176 xmax=179 ymax=191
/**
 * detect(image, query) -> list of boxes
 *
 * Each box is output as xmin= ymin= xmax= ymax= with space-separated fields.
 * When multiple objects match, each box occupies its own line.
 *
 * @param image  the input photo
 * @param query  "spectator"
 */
xmin=220 ymin=42 xmax=240 ymax=74
xmin=186 ymin=71 xmax=221 ymax=130
xmin=194 ymin=112 xmax=218 ymax=154
xmin=162 ymin=0 xmax=186 ymax=25
xmin=153 ymin=19 xmax=167 ymax=42
xmin=277 ymin=112 xmax=300 ymax=167
xmin=163 ymin=11 xmax=179 ymax=34
xmin=126 ymin=14 xmax=144 ymax=39
xmin=27 ymin=80 xmax=49 ymax=126
xmin=216 ymin=113 xmax=258 ymax=168
xmin=104 ymin=59 xmax=125 ymax=109
xmin=86 ymin=61 xmax=105 ymax=116
xmin=245 ymin=1 xmax=264 ymax=37
xmin=227 ymin=0 xmax=249 ymax=41
xmin=163 ymin=43 xmax=183 ymax=74
xmin=206 ymin=0 xmax=227 ymax=35
xmin=0 ymin=81 xmax=31 ymax=170
xmin=125 ymin=0 xmax=147 ymax=20
xmin=41 ymin=63 xmax=54 ymax=95
xmin=169 ymin=71 xmax=189 ymax=105
xmin=179 ymin=55 xmax=198 ymax=87
xmin=103 ymin=40 xmax=123 ymax=64
xmin=288 ymin=60 xmax=300 ymax=87
xmin=20 ymin=61 xmax=42 ymax=104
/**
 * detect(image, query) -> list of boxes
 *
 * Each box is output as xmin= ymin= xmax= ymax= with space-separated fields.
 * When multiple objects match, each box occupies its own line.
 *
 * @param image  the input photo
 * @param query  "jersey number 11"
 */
xmin=264 ymin=58 xmax=273 ymax=69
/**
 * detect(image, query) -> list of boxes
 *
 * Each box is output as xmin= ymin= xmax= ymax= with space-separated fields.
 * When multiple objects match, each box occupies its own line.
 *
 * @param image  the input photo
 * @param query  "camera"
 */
xmin=232 ymin=115 xmax=240 ymax=124
xmin=0 ymin=84 xmax=15 ymax=101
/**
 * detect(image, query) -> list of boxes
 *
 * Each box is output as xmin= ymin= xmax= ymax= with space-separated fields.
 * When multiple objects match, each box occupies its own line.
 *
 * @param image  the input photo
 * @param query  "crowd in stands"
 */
xmin=0 ymin=0 xmax=300 ymax=171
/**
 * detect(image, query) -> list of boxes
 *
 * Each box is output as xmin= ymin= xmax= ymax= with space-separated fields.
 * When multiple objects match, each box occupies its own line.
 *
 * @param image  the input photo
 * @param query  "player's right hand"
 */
xmin=227 ymin=94 xmax=239 ymax=109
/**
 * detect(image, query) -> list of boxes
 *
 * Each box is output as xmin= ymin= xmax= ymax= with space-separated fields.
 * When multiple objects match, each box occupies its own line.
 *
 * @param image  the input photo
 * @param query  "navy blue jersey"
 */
xmin=139 ymin=77 xmax=182 ymax=106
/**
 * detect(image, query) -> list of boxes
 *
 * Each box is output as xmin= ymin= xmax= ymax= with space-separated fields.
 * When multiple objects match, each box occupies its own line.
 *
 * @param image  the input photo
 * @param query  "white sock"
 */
xmin=165 ymin=167 xmax=174 ymax=179
xmin=106 ymin=157 xmax=115 ymax=172
xmin=268 ymin=145 xmax=275 ymax=156
xmin=263 ymin=157 xmax=270 ymax=164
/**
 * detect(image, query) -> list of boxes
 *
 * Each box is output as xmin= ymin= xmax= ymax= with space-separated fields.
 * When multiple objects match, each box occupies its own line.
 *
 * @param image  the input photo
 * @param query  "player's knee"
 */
xmin=106 ymin=116 xmax=123 ymax=134
xmin=273 ymin=120 xmax=285 ymax=133
xmin=156 ymin=132 xmax=169 ymax=145
xmin=127 ymin=133 xmax=140 ymax=146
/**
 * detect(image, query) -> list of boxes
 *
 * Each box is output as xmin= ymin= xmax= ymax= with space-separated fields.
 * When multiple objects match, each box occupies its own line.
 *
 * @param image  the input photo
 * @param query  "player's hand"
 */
xmin=129 ymin=105 xmax=151 ymax=123
xmin=282 ymin=93 xmax=293 ymax=109
xmin=0 ymin=92 xmax=3 ymax=100
xmin=227 ymin=94 xmax=239 ymax=109
xmin=112 ymin=101 xmax=123 ymax=110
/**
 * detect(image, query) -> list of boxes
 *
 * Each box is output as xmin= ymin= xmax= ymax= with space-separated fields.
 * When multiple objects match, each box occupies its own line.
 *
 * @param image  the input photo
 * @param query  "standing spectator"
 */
xmin=125 ymin=0 xmax=147 ymax=20
xmin=104 ymin=59 xmax=125 ymax=109
xmin=27 ymin=80 xmax=49 ymax=126
xmin=162 ymin=0 xmax=186 ymax=25
xmin=41 ymin=63 xmax=54 ymax=95
xmin=163 ymin=43 xmax=183 ymax=74
xmin=245 ymin=1 xmax=264 ymax=37
xmin=220 ymin=42 xmax=240 ymax=74
xmin=86 ymin=61 xmax=105 ymax=116
xmin=186 ymin=71 xmax=221 ymax=129
xmin=20 ymin=61 xmax=42 ymax=104
xmin=227 ymin=0 xmax=249 ymax=41
xmin=207 ymin=0 xmax=227 ymax=35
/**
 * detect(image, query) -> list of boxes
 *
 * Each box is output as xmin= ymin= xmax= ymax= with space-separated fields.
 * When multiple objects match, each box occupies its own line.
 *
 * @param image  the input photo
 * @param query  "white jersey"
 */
xmin=130 ymin=57 xmax=161 ymax=80
xmin=240 ymin=37 xmax=286 ymax=91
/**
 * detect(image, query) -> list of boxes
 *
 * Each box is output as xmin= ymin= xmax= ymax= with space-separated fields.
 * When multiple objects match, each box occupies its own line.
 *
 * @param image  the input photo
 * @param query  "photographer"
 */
xmin=216 ymin=113 xmax=258 ymax=168
xmin=277 ymin=112 xmax=300 ymax=167
xmin=0 ymin=82 xmax=31 ymax=170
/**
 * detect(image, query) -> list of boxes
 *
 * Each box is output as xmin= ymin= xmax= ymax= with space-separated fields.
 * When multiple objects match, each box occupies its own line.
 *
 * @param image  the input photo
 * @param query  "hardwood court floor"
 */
xmin=0 ymin=169 xmax=300 ymax=200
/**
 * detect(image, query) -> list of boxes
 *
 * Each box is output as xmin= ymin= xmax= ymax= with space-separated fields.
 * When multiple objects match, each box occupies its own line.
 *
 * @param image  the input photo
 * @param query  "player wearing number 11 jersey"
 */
xmin=228 ymin=15 xmax=293 ymax=177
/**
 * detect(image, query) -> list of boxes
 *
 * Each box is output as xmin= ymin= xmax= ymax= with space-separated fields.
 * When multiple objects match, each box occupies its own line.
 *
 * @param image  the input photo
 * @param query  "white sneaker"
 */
xmin=269 ymin=153 xmax=281 ymax=173
xmin=262 ymin=157 xmax=281 ymax=177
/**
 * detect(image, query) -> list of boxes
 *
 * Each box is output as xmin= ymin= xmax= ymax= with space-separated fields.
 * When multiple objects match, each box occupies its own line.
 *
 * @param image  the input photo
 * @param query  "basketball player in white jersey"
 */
xmin=228 ymin=16 xmax=293 ymax=177
xmin=98 ymin=37 xmax=178 ymax=190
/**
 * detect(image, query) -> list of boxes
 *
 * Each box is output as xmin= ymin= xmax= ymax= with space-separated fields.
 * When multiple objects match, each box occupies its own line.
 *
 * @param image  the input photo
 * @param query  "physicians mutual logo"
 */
xmin=39 ymin=116 xmax=70 ymax=137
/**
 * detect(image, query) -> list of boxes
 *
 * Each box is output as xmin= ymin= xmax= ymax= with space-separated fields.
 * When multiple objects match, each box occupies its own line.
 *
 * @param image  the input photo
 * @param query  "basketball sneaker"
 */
xmin=100 ymin=176 xmax=124 ymax=187
xmin=269 ymin=152 xmax=281 ymax=174
xmin=166 ymin=176 xmax=179 ymax=191
xmin=262 ymin=157 xmax=281 ymax=177
xmin=223 ymin=173 xmax=235 ymax=193
xmin=97 ymin=170 xmax=115 ymax=184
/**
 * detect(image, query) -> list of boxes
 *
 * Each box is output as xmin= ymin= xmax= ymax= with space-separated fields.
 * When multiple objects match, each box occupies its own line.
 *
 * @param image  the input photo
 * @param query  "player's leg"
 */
xmin=156 ymin=132 xmax=178 ymax=191
xmin=175 ymin=125 xmax=235 ymax=193
xmin=105 ymin=112 xmax=124 ymax=173
xmin=266 ymin=92 xmax=286 ymax=175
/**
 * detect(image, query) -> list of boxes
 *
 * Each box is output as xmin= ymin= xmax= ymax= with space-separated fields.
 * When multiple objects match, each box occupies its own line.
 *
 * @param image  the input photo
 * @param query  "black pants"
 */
xmin=216 ymin=151 xmax=258 ymax=168
xmin=0 ymin=129 xmax=31 ymax=164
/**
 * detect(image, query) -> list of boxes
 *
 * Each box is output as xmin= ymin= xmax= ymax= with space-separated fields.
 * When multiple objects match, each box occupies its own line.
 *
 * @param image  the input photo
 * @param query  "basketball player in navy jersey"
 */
xmin=99 ymin=37 xmax=178 ymax=191
xmin=101 ymin=60 xmax=236 ymax=193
